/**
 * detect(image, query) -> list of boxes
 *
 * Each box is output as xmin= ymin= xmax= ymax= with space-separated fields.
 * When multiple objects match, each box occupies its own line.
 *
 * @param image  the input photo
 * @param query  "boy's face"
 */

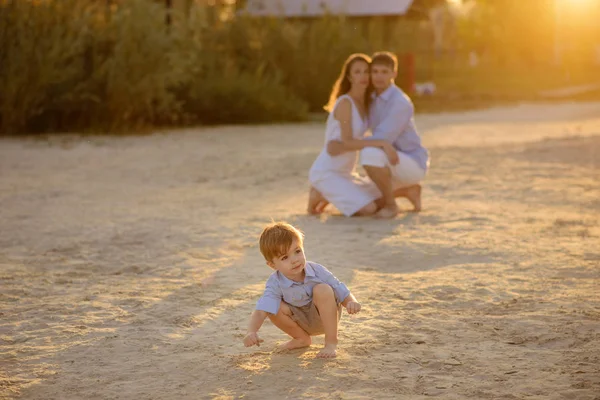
xmin=371 ymin=63 xmax=396 ymax=93
xmin=267 ymin=238 xmax=306 ymax=281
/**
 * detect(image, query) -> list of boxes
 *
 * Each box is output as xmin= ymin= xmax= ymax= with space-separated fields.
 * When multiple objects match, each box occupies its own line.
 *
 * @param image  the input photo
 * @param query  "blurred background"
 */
xmin=1 ymin=0 xmax=599 ymax=134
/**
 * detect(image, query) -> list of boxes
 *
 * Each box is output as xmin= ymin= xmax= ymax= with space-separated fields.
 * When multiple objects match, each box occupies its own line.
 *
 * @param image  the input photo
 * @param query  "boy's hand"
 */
xmin=243 ymin=332 xmax=264 ymax=347
xmin=345 ymin=301 xmax=361 ymax=315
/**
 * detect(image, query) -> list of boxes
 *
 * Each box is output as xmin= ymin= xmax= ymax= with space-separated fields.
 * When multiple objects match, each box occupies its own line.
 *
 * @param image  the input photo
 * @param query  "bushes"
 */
xmin=0 ymin=0 xmax=183 ymax=133
xmin=0 ymin=0 xmax=97 ymax=133
xmin=172 ymin=10 xmax=309 ymax=124
xmin=181 ymin=70 xmax=307 ymax=124
xmin=2 ymin=1 xmax=598 ymax=134
xmin=0 ymin=1 xmax=425 ymax=134
xmin=0 ymin=0 xmax=312 ymax=134
xmin=96 ymin=0 xmax=184 ymax=128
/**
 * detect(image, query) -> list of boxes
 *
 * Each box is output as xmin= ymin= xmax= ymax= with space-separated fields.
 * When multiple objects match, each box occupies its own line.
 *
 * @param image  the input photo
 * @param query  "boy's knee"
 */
xmin=270 ymin=301 xmax=292 ymax=320
xmin=360 ymin=147 xmax=387 ymax=168
xmin=313 ymin=283 xmax=334 ymax=300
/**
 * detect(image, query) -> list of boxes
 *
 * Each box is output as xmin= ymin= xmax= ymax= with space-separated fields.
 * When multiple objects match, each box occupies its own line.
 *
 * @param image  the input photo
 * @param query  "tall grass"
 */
xmin=0 ymin=0 xmax=98 ymax=133
xmin=0 ymin=0 xmax=312 ymax=134
xmin=1 ymin=1 xmax=429 ymax=134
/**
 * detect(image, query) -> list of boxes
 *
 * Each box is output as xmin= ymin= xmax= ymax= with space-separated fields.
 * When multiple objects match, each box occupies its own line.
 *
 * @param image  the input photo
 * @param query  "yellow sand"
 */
xmin=1 ymin=102 xmax=599 ymax=399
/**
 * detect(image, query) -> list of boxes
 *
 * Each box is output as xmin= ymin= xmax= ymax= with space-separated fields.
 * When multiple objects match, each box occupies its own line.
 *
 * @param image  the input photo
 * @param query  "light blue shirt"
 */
xmin=369 ymin=84 xmax=429 ymax=170
xmin=255 ymin=261 xmax=351 ymax=315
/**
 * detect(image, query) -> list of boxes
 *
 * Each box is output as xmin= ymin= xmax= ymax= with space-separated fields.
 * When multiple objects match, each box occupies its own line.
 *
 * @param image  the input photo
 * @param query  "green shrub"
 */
xmin=0 ymin=0 xmax=97 ymax=134
xmin=94 ymin=0 xmax=183 ymax=129
xmin=0 ymin=1 xmax=314 ymax=134
xmin=170 ymin=8 xmax=308 ymax=124
xmin=180 ymin=70 xmax=308 ymax=124
xmin=6 ymin=0 xmax=593 ymax=134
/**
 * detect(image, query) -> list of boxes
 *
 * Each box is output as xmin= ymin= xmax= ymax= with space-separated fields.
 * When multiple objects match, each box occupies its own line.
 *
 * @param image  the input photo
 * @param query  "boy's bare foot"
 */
xmin=375 ymin=204 xmax=399 ymax=219
xmin=307 ymin=187 xmax=329 ymax=215
xmin=406 ymin=184 xmax=422 ymax=212
xmin=278 ymin=337 xmax=311 ymax=351
xmin=316 ymin=343 xmax=337 ymax=359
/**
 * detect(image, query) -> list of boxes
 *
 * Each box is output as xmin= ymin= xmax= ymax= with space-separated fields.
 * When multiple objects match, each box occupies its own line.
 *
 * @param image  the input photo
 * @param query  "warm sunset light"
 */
xmin=557 ymin=0 xmax=598 ymax=11
xmin=567 ymin=0 xmax=594 ymax=5
xmin=2 ymin=0 xmax=600 ymax=398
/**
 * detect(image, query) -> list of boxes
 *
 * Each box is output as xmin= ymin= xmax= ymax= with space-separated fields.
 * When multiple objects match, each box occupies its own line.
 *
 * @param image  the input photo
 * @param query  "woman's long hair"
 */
xmin=324 ymin=53 xmax=373 ymax=113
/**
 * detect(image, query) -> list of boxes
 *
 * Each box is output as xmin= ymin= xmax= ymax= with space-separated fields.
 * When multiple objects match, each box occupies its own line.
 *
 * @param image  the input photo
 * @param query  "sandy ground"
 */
xmin=1 ymin=102 xmax=599 ymax=400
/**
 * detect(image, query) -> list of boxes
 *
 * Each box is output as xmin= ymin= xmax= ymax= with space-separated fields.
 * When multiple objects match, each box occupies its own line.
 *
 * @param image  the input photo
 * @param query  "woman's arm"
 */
xmin=334 ymin=99 xmax=389 ymax=151
xmin=327 ymin=138 xmax=393 ymax=155
xmin=328 ymin=99 xmax=398 ymax=164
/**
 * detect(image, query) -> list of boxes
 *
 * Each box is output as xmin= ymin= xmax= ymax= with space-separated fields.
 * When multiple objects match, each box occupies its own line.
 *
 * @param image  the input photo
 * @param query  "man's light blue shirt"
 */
xmin=256 ymin=261 xmax=351 ymax=315
xmin=369 ymin=84 xmax=429 ymax=170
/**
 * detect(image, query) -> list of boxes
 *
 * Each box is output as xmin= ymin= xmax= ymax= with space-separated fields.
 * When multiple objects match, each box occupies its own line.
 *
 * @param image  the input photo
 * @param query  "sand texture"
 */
xmin=1 ymin=102 xmax=599 ymax=399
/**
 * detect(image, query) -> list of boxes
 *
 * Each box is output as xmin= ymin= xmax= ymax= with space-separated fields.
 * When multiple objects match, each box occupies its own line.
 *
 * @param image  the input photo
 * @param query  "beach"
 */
xmin=1 ymin=102 xmax=599 ymax=399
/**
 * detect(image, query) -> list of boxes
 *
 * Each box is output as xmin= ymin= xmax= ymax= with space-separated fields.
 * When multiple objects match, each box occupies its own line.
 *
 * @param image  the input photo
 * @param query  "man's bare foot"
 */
xmin=375 ymin=204 xmax=399 ymax=219
xmin=278 ymin=337 xmax=311 ymax=351
xmin=316 ymin=343 xmax=337 ymax=359
xmin=307 ymin=187 xmax=329 ymax=215
xmin=406 ymin=185 xmax=422 ymax=212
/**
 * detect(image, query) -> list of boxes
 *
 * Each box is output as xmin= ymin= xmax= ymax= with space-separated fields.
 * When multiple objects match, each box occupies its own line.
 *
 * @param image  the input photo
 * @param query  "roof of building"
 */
xmin=243 ymin=0 xmax=414 ymax=17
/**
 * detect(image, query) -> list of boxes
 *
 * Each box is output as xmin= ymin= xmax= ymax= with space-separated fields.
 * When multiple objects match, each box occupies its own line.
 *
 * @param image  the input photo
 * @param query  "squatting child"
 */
xmin=243 ymin=222 xmax=362 ymax=358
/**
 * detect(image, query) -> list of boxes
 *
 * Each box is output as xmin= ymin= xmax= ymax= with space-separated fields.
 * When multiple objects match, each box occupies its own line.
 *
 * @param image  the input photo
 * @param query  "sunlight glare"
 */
xmin=558 ymin=0 xmax=595 ymax=9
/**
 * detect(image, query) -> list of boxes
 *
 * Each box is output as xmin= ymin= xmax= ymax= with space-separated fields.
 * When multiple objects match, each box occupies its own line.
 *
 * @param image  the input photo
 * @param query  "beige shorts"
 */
xmin=287 ymin=301 xmax=343 ymax=336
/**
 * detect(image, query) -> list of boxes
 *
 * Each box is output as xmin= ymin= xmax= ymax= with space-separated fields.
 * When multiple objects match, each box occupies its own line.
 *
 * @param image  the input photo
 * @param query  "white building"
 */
xmin=242 ymin=0 xmax=415 ymax=18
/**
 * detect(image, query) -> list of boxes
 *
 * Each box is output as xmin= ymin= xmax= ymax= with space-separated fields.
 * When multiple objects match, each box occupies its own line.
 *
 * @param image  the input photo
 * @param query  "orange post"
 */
xmin=403 ymin=52 xmax=416 ymax=94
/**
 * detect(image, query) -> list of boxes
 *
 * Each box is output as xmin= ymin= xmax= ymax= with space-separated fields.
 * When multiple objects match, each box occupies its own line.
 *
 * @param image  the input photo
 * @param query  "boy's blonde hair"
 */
xmin=259 ymin=222 xmax=304 ymax=262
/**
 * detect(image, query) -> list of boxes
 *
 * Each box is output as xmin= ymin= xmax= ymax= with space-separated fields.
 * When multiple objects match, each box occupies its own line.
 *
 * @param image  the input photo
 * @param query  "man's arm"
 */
xmin=327 ymin=139 xmax=398 ymax=164
xmin=326 ymin=99 xmax=397 ymax=157
xmin=327 ymin=139 xmax=390 ymax=156
xmin=370 ymin=98 xmax=414 ymax=144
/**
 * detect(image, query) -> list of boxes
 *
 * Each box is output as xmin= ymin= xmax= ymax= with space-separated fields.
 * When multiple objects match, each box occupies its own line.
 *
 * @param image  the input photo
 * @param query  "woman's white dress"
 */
xmin=309 ymin=94 xmax=380 ymax=216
